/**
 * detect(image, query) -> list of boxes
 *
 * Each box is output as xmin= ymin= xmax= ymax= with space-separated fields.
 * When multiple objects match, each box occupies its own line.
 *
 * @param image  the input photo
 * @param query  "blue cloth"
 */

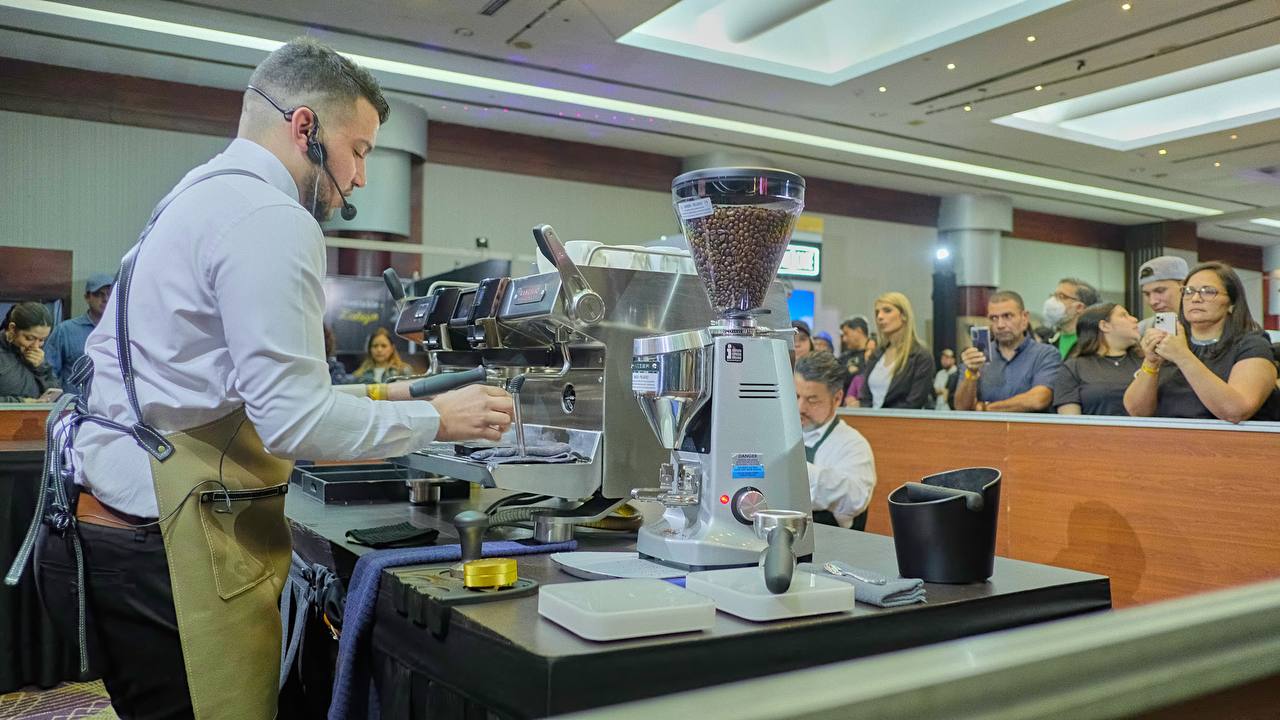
xmin=977 ymin=335 xmax=1062 ymax=407
xmin=45 ymin=313 xmax=95 ymax=393
xmin=328 ymin=538 xmax=577 ymax=720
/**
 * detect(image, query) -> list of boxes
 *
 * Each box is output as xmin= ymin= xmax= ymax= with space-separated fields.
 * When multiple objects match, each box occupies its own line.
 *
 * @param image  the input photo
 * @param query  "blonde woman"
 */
xmin=352 ymin=327 xmax=414 ymax=384
xmin=855 ymin=292 xmax=936 ymax=409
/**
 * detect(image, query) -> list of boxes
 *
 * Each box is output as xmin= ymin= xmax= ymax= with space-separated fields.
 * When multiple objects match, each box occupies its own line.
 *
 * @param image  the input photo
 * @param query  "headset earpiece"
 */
xmin=305 ymin=124 xmax=326 ymax=165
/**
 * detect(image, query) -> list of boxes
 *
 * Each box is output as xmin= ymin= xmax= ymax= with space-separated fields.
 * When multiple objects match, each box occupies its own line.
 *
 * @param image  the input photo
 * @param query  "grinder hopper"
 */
xmin=671 ymin=167 xmax=805 ymax=316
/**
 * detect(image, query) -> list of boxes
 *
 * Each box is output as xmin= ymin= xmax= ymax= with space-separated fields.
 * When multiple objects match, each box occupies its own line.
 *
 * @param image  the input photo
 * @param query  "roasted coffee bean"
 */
xmin=683 ymin=205 xmax=795 ymax=312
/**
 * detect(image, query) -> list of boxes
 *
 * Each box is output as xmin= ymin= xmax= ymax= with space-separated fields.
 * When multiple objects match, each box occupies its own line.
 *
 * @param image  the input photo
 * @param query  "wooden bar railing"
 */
xmin=841 ymin=410 xmax=1280 ymax=608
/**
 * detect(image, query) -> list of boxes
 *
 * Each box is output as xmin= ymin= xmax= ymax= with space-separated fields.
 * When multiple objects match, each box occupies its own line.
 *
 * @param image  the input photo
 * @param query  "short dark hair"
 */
xmin=840 ymin=316 xmax=869 ymax=336
xmin=1183 ymin=261 xmax=1262 ymax=357
xmin=794 ymin=351 xmax=846 ymax=395
xmin=988 ymin=290 xmax=1025 ymax=311
xmin=4 ymin=302 xmax=53 ymax=331
xmin=1060 ymin=277 xmax=1099 ymax=306
xmin=249 ymin=37 xmax=390 ymax=124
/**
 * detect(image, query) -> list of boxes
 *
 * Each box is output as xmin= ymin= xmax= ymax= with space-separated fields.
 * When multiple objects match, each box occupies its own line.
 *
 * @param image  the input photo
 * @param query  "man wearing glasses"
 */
xmin=955 ymin=290 xmax=1064 ymax=412
xmin=1042 ymin=278 xmax=1100 ymax=359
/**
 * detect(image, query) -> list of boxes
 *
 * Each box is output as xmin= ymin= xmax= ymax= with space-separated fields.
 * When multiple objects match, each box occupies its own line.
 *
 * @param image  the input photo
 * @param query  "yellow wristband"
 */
xmin=367 ymin=383 xmax=388 ymax=401
xmin=1140 ymin=363 xmax=1158 ymax=376
xmin=964 ymin=369 xmax=978 ymax=381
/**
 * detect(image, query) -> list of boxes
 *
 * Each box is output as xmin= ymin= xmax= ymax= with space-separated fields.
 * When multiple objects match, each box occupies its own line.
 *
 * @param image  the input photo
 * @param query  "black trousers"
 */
xmin=38 ymin=522 xmax=194 ymax=720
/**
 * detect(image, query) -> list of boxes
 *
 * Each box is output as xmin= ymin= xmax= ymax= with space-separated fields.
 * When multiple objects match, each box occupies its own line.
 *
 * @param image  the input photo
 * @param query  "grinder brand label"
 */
xmin=631 ymin=359 xmax=659 ymax=393
xmin=676 ymin=197 xmax=713 ymax=220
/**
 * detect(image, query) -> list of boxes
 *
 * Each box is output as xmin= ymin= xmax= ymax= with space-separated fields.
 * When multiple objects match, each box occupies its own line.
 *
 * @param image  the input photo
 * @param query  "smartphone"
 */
xmin=969 ymin=326 xmax=991 ymax=358
xmin=1153 ymin=312 xmax=1178 ymax=335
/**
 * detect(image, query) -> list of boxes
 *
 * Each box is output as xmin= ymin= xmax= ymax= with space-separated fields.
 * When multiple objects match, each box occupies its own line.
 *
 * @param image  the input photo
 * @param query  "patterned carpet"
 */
xmin=0 ymin=682 xmax=117 ymax=719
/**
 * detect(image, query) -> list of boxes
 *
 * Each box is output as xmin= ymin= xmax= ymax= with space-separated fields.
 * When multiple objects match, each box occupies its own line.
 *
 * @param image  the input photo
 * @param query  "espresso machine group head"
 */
xmin=632 ymin=167 xmax=812 ymax=570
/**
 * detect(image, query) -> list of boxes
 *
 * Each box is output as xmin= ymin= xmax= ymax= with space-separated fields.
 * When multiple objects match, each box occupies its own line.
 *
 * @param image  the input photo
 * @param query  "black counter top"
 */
xmin=284 ymin=490 xmax=1110 ymax=718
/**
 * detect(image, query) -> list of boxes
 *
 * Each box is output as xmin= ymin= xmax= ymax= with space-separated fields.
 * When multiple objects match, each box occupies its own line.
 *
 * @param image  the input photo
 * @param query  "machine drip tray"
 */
xmin=291 ymin=463 xmax=466 ymax=505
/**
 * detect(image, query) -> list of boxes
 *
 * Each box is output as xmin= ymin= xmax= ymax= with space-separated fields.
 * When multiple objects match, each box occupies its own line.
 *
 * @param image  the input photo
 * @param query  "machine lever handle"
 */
xmin=382 ymin=267 xmax=405 ymax=302
xmin=532 ymin=224 xmax=605 ymax=326
xmin=408 ymin=366 xmax=487 ymax=398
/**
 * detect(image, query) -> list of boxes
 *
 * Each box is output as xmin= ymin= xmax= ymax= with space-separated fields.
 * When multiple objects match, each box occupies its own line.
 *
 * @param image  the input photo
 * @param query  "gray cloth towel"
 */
xmin=468 ymin=442 xmax=579 ymax=464
xmin=798 ymin=563 xmax=926 ymax=608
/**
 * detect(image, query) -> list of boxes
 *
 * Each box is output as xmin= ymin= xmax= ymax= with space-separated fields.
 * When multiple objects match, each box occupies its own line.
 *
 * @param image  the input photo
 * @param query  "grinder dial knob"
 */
xmin=731 ymin=487 xmax=767 ymax=525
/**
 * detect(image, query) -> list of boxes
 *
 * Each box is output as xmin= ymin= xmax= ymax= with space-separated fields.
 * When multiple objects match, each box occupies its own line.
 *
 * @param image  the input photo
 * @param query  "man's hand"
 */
xmin=21 ymin=346 xmax=44 ymax=368
xmin=960 ymin=346 xmax=987 ymax=372
xmin=37 ymin=388 xmax=63 ymax=402
xmin=430 ymin=384 xmax=515 ymax=442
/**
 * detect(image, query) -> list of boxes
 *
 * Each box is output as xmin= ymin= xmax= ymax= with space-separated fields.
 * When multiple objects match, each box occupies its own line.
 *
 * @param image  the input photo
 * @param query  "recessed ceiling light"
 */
xmin=1213 ymin=161 xmax=1221 ymax=167
xmin=878 ymin=85 xmax=887 ymax=93
xmin=1251 ymin=218 xmax=1280 ymax=229
xmin=1157 ymin=148 xmax=1167 ymax=155
xmin=1026 ymin=35 xmax=1036 ymax=42
xmin=946 ymin=62 xmax=957 ymax=70
xmin=1229 ymin=134 xmax=1238 ymax=140
xmin=12 ymin=0 xmax=1223 ymax=217
xmin=1121 ymin=2 xmax=1131 ymax=10
xmin=963 ymin=104 xmax=973 ymax=112
xmin=1034 ymin=85 xmax=1043 ymax=91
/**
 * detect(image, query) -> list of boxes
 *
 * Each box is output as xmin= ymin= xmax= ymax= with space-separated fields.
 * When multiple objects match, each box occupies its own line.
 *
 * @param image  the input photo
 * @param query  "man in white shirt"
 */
xmin=36 ymin=38 xmax=512 ymax=719
xmin=794 ymin=351 xmax=877 ymax=529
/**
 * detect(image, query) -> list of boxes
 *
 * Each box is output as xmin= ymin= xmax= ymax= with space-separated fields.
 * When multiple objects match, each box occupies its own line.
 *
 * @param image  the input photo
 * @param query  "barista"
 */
xmin=34 ymin=39 xmax=512 ymax=719
xmin=793 ymin=351 xmax=877 ymax=530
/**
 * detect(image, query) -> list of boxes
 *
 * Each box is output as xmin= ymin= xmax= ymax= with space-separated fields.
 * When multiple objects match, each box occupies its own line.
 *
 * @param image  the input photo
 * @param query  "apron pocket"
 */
xmin=197 ymin=482 xmax=291 ymax=600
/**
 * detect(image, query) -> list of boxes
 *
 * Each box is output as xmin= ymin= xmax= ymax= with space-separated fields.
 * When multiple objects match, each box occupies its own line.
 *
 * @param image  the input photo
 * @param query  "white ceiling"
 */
xmin=3 ymin=0 xmax=1280 ymax=246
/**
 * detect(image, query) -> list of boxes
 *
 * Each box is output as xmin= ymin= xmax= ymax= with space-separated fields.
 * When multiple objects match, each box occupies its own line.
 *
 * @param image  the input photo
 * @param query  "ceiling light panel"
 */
xmin=0 ymin=0 xmax=1223 ymax=218
xmin=994 ymin=44 xmax=1280 ymax=151
xmin=618 ymin=0 xmax=1069 ymax=86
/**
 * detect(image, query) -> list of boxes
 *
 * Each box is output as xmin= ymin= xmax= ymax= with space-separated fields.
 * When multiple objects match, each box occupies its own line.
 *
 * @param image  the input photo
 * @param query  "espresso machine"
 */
xmin=631 ymin=167 xmax=813 ymax=569
xmin=389 ymin=223 xmax=790 ymax=540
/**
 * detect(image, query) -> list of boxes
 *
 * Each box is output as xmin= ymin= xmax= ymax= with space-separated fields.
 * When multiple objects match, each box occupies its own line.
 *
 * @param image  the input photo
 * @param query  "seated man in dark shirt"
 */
xmin=955 ymin=290 xmax=1063 ymax=412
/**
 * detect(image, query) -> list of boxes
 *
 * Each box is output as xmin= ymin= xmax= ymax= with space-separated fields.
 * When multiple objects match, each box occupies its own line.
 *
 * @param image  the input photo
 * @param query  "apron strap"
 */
xmin=113 ymin=168 xmax=267 ymax=461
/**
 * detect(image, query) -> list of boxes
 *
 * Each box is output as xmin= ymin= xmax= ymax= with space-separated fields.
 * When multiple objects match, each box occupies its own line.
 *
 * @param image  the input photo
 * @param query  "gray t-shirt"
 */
xmin=977 ymin=336 xmax=1063 ymax=409
xmin=1053 ymin=353 xmax=1142 ymax=415
xmin=1156 ymin=331 xmax=1277 ymax=420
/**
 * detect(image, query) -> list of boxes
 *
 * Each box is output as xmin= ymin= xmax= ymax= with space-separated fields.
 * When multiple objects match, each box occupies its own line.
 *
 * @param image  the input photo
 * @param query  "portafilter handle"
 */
xmin=532 ymin=224 xmax=605 ymax=326
xmin=754 ymin=510 xmax=810 ymax=595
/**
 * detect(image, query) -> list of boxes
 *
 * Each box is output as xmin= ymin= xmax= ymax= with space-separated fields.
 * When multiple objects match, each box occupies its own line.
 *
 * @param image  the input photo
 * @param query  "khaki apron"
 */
xmin=150 ymin=406 xmax=293 ymax=719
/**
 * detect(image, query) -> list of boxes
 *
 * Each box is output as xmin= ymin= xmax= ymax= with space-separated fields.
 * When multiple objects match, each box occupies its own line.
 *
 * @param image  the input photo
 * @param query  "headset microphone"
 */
xmin=306 ymin=132 xmax=358 ymax=221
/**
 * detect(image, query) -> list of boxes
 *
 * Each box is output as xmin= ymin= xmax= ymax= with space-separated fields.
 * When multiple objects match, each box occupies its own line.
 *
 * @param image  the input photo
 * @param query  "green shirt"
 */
xmin=1056 ymin=332 xmax=1077 ymax=359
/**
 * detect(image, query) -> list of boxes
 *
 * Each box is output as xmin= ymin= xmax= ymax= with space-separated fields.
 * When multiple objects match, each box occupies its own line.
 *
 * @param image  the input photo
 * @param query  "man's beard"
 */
xmin=300 ymin=165 xmax=334 ymax=222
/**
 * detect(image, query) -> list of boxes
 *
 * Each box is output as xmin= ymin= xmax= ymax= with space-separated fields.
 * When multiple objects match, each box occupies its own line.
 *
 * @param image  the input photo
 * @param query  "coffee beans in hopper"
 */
xmin=684 ymin=206 xmax=795 ymax=312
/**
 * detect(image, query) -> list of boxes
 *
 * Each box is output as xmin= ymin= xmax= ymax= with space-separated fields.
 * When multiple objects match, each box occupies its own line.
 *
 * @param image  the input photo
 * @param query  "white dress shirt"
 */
xmin=74 ymin=139 xmax=441 ymax=517
xmin=803 ymin=416 xmax=877 ymax=528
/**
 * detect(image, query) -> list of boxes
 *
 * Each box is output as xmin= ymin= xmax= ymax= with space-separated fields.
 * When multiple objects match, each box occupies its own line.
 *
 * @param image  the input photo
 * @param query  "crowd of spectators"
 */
xmin=793 ymin=255 xmax=1280 ymax=423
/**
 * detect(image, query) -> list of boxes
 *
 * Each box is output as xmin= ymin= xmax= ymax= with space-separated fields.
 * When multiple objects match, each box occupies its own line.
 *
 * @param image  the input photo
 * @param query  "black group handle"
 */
xmin=408 ymin=366 xmax=487 ymax=398
xmin=382 ymin=267 xmax=405 ymax=302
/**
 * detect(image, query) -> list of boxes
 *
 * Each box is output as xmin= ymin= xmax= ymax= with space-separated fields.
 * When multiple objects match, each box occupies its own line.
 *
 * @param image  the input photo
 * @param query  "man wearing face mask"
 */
xmin=794 ymin=352 xmax=877 ymax=530
xmin=28 ymin=38 xmax=514 ymax=720
xmin=1043 ymin=278 xmax=1100 ymax=359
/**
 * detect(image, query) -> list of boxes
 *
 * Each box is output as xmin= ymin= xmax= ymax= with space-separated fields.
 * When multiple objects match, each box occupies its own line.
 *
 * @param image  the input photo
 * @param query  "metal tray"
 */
xmin=290 ymin=463 xmax=464 ymax=505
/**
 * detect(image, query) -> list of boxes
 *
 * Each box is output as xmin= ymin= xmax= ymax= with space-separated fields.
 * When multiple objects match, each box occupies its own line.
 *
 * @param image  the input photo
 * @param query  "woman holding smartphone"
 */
xmin=1124 ymin=261 xmax=1277 ymax=423
xmin=1054 ymin=303 xmax=1141 ymax=415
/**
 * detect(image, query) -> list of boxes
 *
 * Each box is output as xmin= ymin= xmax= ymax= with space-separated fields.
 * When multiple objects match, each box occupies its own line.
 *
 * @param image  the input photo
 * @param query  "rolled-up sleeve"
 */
xmin=207 ymin=205 xmax=439 ymax=459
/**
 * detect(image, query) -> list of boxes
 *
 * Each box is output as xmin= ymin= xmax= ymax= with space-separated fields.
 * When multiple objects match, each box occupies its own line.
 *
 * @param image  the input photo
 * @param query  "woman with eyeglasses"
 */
xmin=1055 ymin=303 xmax=1142 ymax=415
xmin=1124 ymin=261 xmax=1278 ymax=423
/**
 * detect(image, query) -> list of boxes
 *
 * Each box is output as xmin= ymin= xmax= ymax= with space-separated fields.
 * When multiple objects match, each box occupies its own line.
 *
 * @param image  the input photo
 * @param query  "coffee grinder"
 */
xmin=631 ymin=167 xmax=812 ymax=569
